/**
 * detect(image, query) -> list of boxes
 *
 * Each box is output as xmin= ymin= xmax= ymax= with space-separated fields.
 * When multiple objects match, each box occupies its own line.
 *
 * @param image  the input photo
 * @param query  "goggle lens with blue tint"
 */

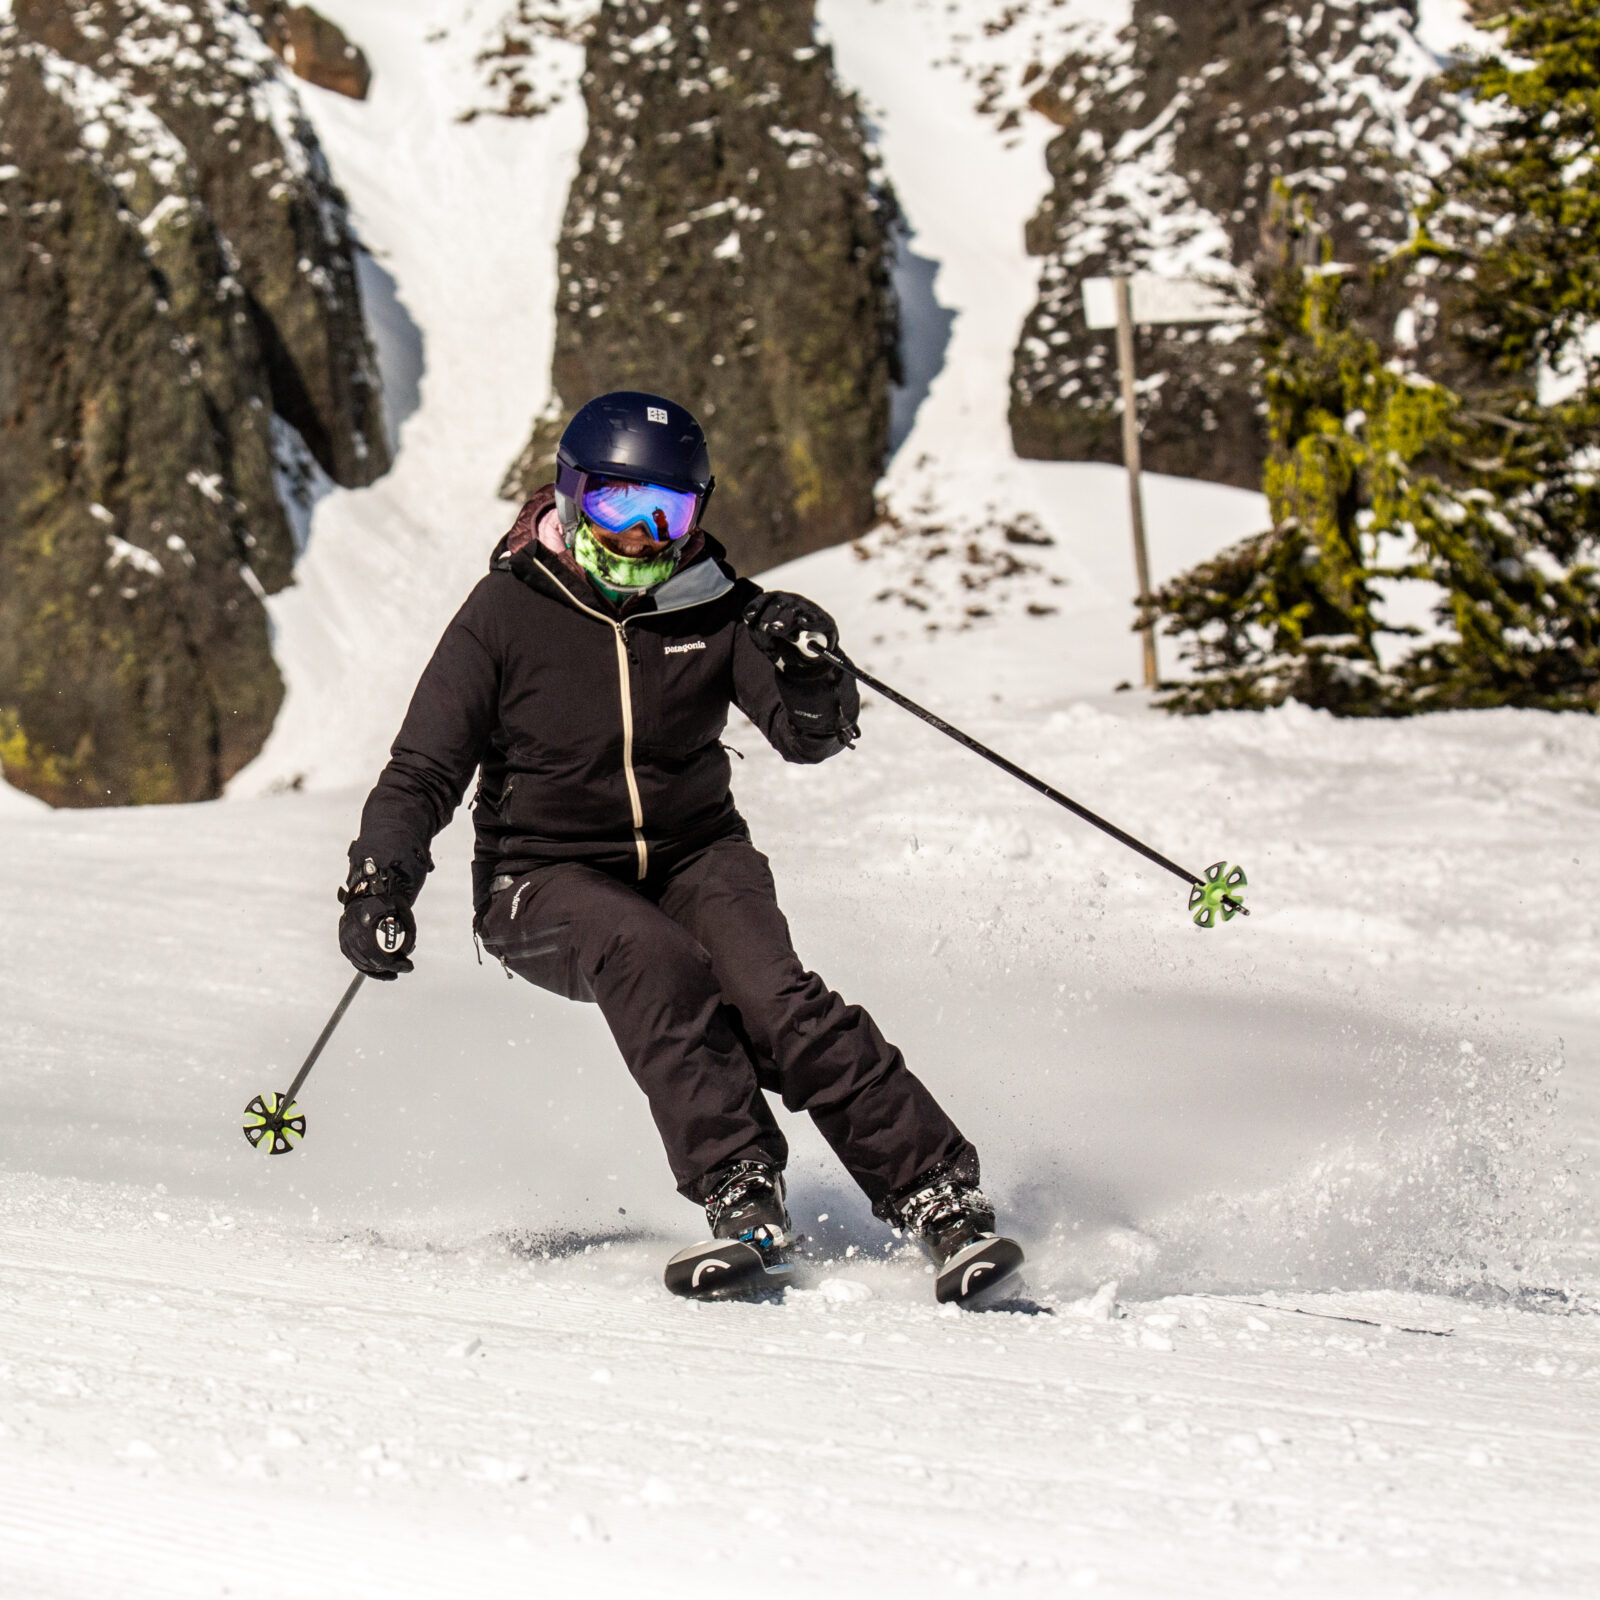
xmin=581 ymin=478 xmax=701 ymax=545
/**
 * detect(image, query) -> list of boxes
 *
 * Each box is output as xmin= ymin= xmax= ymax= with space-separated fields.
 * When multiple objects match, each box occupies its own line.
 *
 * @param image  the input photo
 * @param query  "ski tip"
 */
xmin=664 ymin=1238 xmax=795 ymax=1301
xmin=936 ymin=1235 xmax=1026 ymax=1308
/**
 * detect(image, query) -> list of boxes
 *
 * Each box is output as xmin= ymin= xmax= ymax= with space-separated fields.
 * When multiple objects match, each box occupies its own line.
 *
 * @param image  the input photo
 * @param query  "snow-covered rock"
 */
xmin=1010 ymin=0 xmax=1474 ymax=488
xmin=502 ymin=0 xmax=898 ymax=575
xmin=0 ymin=0 xmax=385 ymax=805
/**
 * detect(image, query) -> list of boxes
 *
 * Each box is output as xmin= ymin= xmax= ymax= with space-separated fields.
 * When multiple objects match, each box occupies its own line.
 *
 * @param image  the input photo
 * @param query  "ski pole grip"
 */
xmin=795 ymin=629 xmax=829 ymax=660
xmin=374 ymin=915 xmax=414 ymax=960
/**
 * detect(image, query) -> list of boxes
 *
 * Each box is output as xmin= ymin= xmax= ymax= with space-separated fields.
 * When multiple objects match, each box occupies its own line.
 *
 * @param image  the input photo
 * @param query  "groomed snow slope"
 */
xmin=2 ymin=2 xmax=1596 ymax=1595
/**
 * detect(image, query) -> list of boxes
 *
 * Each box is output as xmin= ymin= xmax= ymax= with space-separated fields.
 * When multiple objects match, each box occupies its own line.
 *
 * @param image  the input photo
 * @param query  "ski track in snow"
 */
xmin=2 ymin=1174 xmax=1597 ymax=1600
xmin=2 ymin=1 xmax=1598 ymax=1594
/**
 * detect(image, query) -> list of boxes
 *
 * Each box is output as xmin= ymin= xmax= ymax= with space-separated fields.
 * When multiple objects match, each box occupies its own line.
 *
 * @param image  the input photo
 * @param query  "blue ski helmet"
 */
xmin=553 ymin=391 xmax=714 ymax=542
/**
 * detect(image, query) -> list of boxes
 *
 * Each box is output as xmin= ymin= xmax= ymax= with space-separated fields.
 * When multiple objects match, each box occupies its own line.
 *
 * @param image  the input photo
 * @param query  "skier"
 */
xmin=338 ymin=391 xmax=1023 ymax=1303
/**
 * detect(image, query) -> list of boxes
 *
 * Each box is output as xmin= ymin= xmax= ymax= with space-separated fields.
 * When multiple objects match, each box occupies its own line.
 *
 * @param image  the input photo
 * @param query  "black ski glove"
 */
xmin=338 ymin=858 xmax=417 ymax=980
xmin=743 ymin=592 xmax=841 ymax=679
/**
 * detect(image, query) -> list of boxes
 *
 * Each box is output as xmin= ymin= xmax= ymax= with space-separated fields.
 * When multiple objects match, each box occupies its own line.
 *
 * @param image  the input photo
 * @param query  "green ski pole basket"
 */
xmin=1188 ymin=862 xmax=1247 ymax=929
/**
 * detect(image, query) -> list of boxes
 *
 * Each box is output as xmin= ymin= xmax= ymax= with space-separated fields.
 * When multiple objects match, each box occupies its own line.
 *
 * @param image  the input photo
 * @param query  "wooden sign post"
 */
xmin=1082 ymin=274 xmax=1241 ymax=689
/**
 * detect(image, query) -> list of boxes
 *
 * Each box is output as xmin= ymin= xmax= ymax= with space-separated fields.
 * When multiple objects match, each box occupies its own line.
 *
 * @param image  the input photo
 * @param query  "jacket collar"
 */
xmin=493 ymin=487 xmax=736 ymax=619
xmin=648 ymin=544 xmax=737 ymax=614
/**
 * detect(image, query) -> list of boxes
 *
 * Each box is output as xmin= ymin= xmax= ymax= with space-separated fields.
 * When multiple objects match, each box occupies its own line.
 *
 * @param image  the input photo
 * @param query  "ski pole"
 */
xmin=801 ymin=637 xmax=1248 ymax=927
xmin=242 ymin=973 xmax=367 ymax=1154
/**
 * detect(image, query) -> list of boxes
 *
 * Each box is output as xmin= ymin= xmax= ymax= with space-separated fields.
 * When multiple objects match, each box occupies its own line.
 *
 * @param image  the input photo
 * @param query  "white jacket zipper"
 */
xmin=610 ymin=622 xmax=648 ymax=879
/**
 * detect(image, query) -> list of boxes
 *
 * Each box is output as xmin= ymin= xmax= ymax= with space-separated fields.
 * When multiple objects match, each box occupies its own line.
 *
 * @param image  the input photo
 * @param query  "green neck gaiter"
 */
xmin=573 ymin=519 xmax=679 ymax=598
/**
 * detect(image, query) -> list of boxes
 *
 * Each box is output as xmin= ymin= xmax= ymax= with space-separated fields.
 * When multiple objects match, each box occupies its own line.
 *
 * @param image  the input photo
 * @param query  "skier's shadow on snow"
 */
xmin=500 ymin=1224 xmax=659 ymax=1261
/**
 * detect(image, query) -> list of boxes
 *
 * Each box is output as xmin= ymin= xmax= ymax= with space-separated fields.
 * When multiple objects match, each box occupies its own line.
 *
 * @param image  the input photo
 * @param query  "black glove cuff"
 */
xmin=776 ymin=670 xmax=857 ymax=742
xmin=341 ymin=853 xmax=416 ymax=906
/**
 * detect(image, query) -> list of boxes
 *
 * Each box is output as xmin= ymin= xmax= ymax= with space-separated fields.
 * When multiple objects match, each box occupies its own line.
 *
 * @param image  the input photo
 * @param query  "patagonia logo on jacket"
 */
xmin=664 ymin=640 xmax=708 ymax=655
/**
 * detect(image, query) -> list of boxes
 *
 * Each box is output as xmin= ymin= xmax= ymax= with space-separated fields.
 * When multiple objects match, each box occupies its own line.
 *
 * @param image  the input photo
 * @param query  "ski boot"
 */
xmin=664 ymin=1161 xmax=799 ymax=1300
xmin=897 ymin=1173 xmax=1024 ymax=1307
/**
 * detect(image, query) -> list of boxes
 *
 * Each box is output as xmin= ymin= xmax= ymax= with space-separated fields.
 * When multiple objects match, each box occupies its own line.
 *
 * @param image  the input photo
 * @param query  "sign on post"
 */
xmin=1081 ymin=275 xmax=1239 ymax=333
xmin=1081 ymin=274 xmax=1243 ymax=689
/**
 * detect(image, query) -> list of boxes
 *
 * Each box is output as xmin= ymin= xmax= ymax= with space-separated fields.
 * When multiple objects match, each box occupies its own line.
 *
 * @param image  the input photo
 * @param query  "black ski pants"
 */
xmin=478 ymin=834 xmax=977 ymax=1213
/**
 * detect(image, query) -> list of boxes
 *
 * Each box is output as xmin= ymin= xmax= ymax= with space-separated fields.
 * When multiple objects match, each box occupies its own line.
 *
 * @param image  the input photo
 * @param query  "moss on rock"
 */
xmin=0 ymin=2 xmax=387 ymax=806
xmin=1009 ymin=1 xmax=1467 ymax=490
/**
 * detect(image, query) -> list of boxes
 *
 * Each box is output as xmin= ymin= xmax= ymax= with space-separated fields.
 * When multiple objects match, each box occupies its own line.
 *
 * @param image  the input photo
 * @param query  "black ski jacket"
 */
xmin=350 ymin=489 xmax=860 ymax=915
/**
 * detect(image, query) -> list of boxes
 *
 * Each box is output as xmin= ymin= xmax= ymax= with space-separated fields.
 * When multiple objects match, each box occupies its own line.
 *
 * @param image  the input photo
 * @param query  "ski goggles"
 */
xmin=581 ymin=477 xmax=701 ymax=546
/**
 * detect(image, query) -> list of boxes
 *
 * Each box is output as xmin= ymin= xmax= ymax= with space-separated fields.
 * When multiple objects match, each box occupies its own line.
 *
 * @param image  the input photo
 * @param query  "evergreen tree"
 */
xmin=1404 ymin=0 xmax=1600 ymax=707
xmin=1154 ymin=197 xmax=1443 ymax=714
xmin=1156 ymin=4 xmax=1600 ymax=715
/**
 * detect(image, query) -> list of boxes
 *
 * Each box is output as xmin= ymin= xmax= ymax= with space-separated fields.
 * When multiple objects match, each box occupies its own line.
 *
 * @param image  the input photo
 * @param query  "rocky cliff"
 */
xmin=254 ymin=3 xmax=372 ymax=102
xmin=0 ymin=0 xmax=386 ymax=806
xmin=502 ymin=0 xmax=898 ymax=576
xmin=1009 ymin=0 xmax=1466 ymax=489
